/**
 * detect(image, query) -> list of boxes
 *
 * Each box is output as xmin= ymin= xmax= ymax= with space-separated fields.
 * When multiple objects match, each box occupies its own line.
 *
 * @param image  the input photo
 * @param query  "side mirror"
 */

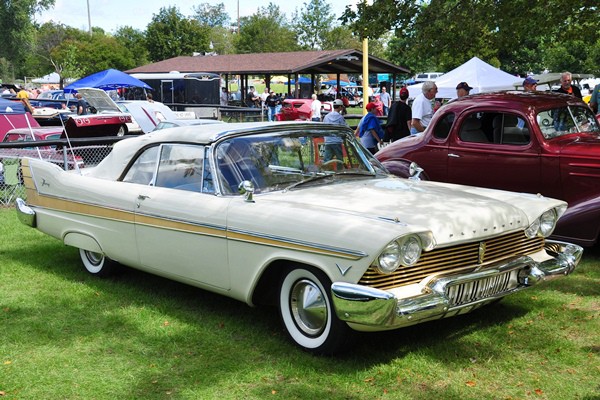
xmin=408 ymin=162 xmax=424 ymax=181
xmin=238 ymin=180 xmax=255 ymax=202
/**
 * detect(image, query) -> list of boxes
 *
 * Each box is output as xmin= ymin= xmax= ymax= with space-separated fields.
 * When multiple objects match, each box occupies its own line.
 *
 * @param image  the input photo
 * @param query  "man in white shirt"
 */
xmin=411 ymin=81 xmax=438 ymax=134
xmin=310 ymin=94 xmax=322 ymax=121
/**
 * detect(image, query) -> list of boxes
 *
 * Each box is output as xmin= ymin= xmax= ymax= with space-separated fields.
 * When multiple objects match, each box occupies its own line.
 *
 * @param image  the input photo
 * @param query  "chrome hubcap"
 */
xmin=290 ymin=279 xmax=327 ymax=336
xmin=85 ymin=251 xmax=103 ymax=266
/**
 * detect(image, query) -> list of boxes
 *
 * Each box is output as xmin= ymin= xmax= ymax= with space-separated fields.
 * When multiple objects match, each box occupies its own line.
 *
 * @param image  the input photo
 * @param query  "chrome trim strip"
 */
xmin=20 ymin=192 xmax=367 ymax=260
xmin=227 ymin=227 xmax=368 ymax=260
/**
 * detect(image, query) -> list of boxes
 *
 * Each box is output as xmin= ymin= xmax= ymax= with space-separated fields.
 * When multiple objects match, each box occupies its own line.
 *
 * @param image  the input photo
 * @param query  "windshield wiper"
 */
xmin=284 ymin=170 xmax=376 ymax=191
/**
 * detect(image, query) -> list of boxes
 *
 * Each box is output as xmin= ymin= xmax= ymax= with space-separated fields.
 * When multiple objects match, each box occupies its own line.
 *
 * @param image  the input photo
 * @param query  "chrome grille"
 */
xmin=359 ymin=231 xmax=544 ymax=290
xmin=446 ymin=270 xmax=518 ymax=307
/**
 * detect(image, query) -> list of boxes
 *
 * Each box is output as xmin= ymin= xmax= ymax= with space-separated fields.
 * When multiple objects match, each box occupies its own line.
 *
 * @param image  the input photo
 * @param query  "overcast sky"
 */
xmin=35 ymin=0 xmax=358 ymax=33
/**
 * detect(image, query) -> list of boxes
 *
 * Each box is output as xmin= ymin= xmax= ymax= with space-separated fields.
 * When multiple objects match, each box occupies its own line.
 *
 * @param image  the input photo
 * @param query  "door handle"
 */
xmin=136 ymin=194 xmax=150 ymax=208
xmin=448 ymin=153 xmax=460 ymax=158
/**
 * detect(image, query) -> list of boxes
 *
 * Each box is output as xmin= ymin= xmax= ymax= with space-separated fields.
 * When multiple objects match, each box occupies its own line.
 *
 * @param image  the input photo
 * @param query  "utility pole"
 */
xmin=87 ymin=0 xmax=92 ymax=36
xmin=362 ymin=0 xmax=371 ymax=114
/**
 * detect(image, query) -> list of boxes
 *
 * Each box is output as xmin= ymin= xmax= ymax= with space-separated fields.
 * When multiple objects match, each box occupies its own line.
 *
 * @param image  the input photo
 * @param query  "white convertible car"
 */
xmin=16 ymin=122 xmax=583 ymax=354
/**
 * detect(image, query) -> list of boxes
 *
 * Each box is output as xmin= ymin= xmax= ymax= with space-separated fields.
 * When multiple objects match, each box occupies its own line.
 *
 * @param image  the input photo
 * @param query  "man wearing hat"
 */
xmin=456 ymin=82 xmax=473 ymax=98
xmin=523 ymin=77 xmax=538 ymax=92
xmin=358 ymin=102 xmax=385 ymax=154
xmin=322 ymin=99 xmax=348 ymax=162
xmin=323 ymin=99 xmax=347 ymax=126
xmin=385 ymin=87 xmax=412 ymax=142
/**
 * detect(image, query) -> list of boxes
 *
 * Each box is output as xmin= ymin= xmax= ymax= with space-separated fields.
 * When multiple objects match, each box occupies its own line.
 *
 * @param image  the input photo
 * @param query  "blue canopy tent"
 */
xmin=322 ymin=79 xmax=353 ymax=86
xmin=64 ymin=69 xmax=152 ymax=93
xmin=289 ymin=77 xmax=312 ymax=84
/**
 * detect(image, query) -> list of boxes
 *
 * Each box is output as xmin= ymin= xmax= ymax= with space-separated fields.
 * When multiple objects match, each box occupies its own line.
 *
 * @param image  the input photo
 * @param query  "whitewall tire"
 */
xmin=79 ymin=249 xmax=118 ymax=277
xmin=278 ymin=266 xmax=349 ymax=355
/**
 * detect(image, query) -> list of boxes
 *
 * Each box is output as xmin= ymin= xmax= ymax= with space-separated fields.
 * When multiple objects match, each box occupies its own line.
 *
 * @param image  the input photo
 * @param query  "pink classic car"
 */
xmin=376 ymin=91 xmax=600 ymax=247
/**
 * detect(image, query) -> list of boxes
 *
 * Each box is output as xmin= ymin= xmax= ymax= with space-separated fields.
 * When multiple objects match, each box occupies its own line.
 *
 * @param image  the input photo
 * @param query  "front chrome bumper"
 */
xmin=331 ymin=240 xmax=583 ymax=330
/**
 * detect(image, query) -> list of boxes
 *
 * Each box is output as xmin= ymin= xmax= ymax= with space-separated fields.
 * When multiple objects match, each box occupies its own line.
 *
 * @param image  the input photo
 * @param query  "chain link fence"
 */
xmin=1 ymin=137 xmax=125 ymax=207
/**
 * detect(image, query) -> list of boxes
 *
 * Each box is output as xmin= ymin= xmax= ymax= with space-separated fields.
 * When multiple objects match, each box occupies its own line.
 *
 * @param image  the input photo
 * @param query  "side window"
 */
xmin=492 ymin=113 xmax=530 ymax=145
xmin=122 ymin=144 xmax=213 ymax=193
xmin=154 ymin=144 xmax=213 ymax=193
xmin=458 ymin=113 xmax=489 ymax=143
xmin=433 ymin=112 xmax=455 ymax=139
xmin=122 ymin=146 xmax=159 ymax=185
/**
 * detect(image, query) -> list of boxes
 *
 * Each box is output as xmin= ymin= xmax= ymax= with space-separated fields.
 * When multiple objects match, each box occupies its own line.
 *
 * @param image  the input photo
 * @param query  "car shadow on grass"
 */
xmin=4 ymin=234 xmax=596 ymax=399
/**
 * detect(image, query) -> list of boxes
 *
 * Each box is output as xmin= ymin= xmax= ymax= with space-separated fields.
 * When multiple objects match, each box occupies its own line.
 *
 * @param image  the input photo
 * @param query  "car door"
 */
xmin=124 ymin=143 xmax=231 ymax=289
xmin=447 ymin=111 xmax=542 ymax=194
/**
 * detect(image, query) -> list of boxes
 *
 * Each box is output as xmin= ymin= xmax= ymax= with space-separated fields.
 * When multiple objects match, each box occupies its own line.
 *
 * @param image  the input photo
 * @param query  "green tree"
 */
xmin=342 ymin=0 xmax=600 ymax=75
xmin=51 ymin=30 xmax=139 ymax=78
xmin=320 ymin=26 xmax=361 ymax=50
xmin=0 ymin=0 xmax=55 ymax=79
xmin=146 ymin=6 xmax=211 ymax=62
xmin=114 ymin=26 xmax=149 ymax=67
xmin=292 ymin=0 xmax=335 ymax=50
xmin=192 ymin=2 xmax=235 ymax=55
xmin=193 ymin=2 xmax=229 ymax=27
xmin=236 ymin=4 xmax=299 ymax=53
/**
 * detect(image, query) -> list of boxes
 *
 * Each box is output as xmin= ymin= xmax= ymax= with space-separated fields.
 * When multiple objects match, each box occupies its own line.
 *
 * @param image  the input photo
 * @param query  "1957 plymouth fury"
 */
xmin=16 ymin=122 xmax=582 ymax=354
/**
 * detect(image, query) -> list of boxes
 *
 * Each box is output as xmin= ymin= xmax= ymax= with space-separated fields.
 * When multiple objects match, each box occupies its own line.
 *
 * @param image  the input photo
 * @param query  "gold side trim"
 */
xmin=27 ymin=194 xmax=362 ymax=260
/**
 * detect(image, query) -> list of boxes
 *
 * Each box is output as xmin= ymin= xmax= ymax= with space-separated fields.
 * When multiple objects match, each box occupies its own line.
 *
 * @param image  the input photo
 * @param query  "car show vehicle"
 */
xmin=376 ymin=91 xmax=600 ymax=247
xmin=277 ymin=99 xmax=333 ymax=121
xmin=16 ymin=121 xmax=582 ymax=354
xmin=0 ymin=94 xmax=132 ymax=139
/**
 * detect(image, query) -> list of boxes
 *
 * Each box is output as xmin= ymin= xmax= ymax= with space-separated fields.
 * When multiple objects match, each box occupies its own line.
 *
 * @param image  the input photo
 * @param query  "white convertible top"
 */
xmin=86 ymin=121 xmax=318 ymax=180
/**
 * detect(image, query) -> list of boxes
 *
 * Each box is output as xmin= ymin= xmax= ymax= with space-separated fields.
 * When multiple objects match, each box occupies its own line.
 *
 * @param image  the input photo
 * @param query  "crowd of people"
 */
xmin=3 ymin=86 xmax=53 ymax=99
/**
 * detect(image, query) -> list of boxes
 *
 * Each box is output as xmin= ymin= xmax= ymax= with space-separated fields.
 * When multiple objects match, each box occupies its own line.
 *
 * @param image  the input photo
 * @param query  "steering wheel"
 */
xmin=321 ymin=159 xmax=344 ymax=171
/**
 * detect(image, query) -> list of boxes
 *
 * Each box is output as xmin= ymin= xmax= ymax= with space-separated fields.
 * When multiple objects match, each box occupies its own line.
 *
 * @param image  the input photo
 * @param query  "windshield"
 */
xmin=537 ymin=106 xmax=600 ymax=139
xmin=215 ymin=130 xmax=387 ymax=194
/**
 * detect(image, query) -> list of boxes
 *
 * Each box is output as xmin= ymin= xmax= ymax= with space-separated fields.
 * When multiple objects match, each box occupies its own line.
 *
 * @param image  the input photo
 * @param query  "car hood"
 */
xmin=76 ymin=88 xmax=122 ymax=113
xmin=551 ymin=133 xmax=600 ymax=156
xmin=262 ymin=177 xmax=563 ymax=245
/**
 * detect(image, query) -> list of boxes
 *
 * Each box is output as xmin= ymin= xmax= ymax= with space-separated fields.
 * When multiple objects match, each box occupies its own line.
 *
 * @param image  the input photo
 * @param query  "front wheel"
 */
xmin=278 ymin=266 xmax=350 ymax=355
xmin=79 ymin=249 xmax=118 ymax=277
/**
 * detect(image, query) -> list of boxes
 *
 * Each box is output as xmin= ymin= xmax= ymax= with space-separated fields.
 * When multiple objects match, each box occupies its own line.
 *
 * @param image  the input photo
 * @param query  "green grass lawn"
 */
xmin=1 ymin=207 xmax=599 ymax=399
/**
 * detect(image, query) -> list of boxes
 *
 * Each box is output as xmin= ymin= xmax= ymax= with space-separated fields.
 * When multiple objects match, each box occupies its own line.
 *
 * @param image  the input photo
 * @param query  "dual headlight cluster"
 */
xmin=525 ymin=208 xmax=559 ymax=239
xmin=376 ymin=234 xmax=431 ymax=274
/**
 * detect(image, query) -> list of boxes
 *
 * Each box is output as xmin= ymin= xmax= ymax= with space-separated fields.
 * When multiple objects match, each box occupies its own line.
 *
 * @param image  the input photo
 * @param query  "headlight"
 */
xmin=400 ymin=236 xmax=422 ymax=266
xmin=525 ymin=208 xmax=558 ymax=238
xmin=376 ymin=235 xmax=423 ymax=274
xmin=525 ymin=218 xmax=540 ymax=238
xmin=377 ymin=241 xmax=401 ymax=274
xmin=539 ymin=209 xmax=557 ymax=237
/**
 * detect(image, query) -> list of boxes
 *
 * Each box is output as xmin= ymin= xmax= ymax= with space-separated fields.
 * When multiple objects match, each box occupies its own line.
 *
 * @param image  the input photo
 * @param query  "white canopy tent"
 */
xmin=406 ymin=57 xmax=521 ymax=99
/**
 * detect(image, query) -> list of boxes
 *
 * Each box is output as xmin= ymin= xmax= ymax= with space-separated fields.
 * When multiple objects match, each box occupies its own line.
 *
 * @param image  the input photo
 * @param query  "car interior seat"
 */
xmin=459 ymin=117 xmax=488 ymax=143
xmin=493 ymin=114 xmax=530 ymax=144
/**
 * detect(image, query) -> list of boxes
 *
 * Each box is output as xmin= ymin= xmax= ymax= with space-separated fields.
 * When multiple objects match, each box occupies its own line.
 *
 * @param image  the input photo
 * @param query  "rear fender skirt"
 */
xmin=63 ymin=232 xmax=103 ymax=253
